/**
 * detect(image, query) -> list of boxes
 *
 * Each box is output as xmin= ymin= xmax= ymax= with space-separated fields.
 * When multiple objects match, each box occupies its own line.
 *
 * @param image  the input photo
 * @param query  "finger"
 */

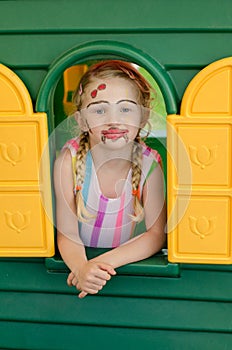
xmin=88 ymin=277 xmax=107 ymax=287
xmin=86 ymin=273 xmax=109 ymax=286
xmin=78 ymin=281 xmax=104 ymax=294
xmin=79 ymin=278 xmax=106 ymax=291
xmin=78 ymin=285 xmax=103 ymax=298
xmin=91 ymin=266 xmax=114 ymax=280
xmin=78 ymin=291 xmax=88 ymax=299
xmin=71 ymin=277 xmax=78 ymax=286
xmin=98 ymin=263 xmax=117 ymax=276
xmin=67 ymin=272 xmax=75 ymax=286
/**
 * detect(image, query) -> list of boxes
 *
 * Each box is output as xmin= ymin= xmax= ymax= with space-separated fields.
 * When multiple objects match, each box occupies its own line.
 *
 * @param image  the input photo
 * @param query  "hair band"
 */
xmin=128 ymin=71 xmax=136 ymax=80
xmin=75 ymin=185 xmax=82 ymax=192
xmin=79 ymin=83 xmax=83 ymax=96
xmin=132 ymin=187 xmax=140 ymax=199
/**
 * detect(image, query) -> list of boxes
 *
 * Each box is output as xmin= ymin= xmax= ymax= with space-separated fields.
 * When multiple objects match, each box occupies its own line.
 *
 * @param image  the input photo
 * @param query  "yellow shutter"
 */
xmin=168 ymin=57 xmax=232 ymax=264
xmin=0 ymin=64 xmax=54 ymax=256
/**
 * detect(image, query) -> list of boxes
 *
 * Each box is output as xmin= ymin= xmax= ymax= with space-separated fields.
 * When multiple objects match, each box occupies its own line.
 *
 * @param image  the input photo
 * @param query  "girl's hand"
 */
xmin=67 ymin=261 xmax=116 ymax=298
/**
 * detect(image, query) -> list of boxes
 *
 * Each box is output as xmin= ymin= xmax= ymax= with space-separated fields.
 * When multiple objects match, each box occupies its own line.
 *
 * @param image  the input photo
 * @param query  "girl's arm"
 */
xmin=54 ymin=150 xmax=115 ymax=297
xmin=91 ymin=163 xmax=166 ymax=268
xmin=54 ymin=149 xmax=88 ymax=270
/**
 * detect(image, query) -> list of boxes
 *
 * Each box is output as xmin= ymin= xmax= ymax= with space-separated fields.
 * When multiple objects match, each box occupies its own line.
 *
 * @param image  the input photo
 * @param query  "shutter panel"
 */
xmin=0 ymin=64 xmax=54 ymax=256
xmin=168 ymin=57 xmax=232 ymax=264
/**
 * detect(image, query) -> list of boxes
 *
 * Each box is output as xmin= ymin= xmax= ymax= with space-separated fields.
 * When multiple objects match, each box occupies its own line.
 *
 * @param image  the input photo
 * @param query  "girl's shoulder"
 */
xmin=62 ymin=137 xmax=79 ymax=157
xmin=140 ymin=142 xmax=163 ymax=184
xmin=141 ymin=142 xmax=162 ymax=165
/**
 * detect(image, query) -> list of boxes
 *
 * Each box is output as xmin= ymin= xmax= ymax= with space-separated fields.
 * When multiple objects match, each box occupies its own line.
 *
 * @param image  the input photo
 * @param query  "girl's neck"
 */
xmin=92 ymin=147 xmax=132 ymax=198
xmin=90 ymin=142 xmax=133 ymax=171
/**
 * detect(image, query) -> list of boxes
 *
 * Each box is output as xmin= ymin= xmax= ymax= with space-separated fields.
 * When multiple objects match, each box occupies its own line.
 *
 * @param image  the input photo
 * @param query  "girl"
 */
xmin=54 ymin=60 xmax=166 ymax=298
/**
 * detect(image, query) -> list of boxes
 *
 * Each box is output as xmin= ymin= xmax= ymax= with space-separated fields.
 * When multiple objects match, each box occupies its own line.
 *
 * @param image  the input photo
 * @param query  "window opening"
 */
xmin=45 ymin=59 xmax=177 ymax=277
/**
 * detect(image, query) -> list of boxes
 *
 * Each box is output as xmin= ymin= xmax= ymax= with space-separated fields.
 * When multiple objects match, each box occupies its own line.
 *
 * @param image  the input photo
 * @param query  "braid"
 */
xmin=131 ymin=134 xmax=144 ymax=222
xmin=76 ymin=132 xmax=89 ymax=186
xmin=75 ymin=132 xmax=95 ymax=222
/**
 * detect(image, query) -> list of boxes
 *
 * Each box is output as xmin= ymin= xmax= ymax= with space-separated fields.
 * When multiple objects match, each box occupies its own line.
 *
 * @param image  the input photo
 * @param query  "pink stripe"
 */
xmin=90 ymin=195 xmax=108 ymax=247
xmin=143 ymin=146 xmax=151 ymax=156
xmin=112 ymin=192 xmax=126 ymax=247
xmin=143 ymin=145 xmax=161 ymax=164
xmin=67 ymin=139 xmax=79 ymax=150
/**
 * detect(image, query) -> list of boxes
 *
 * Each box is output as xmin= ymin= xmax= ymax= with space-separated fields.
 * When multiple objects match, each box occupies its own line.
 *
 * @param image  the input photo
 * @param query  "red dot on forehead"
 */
xmin=91 ymin=89 xmax=97 ymax=98
xmin=98 ymin=83 xmax=106 ymax=90
xmin=90 ymin=83 xmax=106 ymax=98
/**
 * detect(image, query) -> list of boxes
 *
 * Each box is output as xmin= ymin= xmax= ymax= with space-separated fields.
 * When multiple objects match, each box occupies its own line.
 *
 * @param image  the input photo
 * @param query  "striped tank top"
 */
xmin=63 ymin=138 xmax=161 ymax=248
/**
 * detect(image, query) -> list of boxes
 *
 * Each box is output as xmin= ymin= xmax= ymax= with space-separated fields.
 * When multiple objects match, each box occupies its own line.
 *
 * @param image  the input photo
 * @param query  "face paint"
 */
xmin=91 ymin=89 xmax=97 ymax=98
xmin=123 ymin=133 xmax=129 ymax=143
xmin=91 ymin=83 xmax=106 ymax=98
xmin=101 ymin=133 xmax=128 ymax=145
xmin=101 ymin=127 xmax=129 ymax=144
xmin=101 ymin=135 xmax=106 ymax=144
xmin=98 ymin=83 xmax=106 ymax=91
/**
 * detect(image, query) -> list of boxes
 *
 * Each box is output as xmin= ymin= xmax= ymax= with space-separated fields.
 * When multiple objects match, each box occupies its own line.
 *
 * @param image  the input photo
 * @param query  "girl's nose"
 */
xmin=107 ymin=109 xmax=121 ymax=124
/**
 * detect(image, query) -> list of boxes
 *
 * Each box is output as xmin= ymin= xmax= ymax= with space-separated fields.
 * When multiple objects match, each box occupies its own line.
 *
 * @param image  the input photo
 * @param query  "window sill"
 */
xmin=45 ymin=248 xmax=180 ymax=278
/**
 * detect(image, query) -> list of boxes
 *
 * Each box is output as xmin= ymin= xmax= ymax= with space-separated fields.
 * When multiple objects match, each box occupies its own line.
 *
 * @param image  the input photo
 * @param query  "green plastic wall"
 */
xmin=1 ymin=1 xmax=232 ymax=349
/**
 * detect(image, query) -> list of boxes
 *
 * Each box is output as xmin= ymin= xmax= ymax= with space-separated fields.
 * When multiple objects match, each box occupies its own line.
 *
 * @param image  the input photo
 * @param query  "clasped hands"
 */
xmin=67 ymin=260 xmax=116 ymax=298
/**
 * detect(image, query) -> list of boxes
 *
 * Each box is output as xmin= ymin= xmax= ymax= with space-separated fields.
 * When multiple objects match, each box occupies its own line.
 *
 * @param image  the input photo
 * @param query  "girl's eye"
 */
xmin=121 ymin=107 xmax=131 ymax=113
xmin=95 ymin=108 xmax=105 ymax=115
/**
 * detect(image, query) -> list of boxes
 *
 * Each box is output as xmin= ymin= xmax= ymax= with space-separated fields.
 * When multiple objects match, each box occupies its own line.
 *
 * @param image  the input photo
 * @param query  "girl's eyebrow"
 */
xmin=86 ymin=100 xmax=109 ymax=108
xmin=86 ymin=99 xmax=138 ymax=109
xmin=116 ymin=99 xmax=138 ymax=105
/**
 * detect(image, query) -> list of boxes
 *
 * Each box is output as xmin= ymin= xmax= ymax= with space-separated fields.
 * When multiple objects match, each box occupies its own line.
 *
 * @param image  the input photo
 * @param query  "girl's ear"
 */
xmin=74 ymin=111 xmax=88 ymax=131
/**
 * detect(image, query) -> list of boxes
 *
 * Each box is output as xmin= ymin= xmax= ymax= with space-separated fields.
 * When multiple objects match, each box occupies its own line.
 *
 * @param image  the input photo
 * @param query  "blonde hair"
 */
xmin=73 ymin=60 xmax=153 ymax=222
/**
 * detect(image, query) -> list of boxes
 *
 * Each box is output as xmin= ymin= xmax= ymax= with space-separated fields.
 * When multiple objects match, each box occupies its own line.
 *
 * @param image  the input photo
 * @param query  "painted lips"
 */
xmin=101 ymin=128 xmax=129 ymax=140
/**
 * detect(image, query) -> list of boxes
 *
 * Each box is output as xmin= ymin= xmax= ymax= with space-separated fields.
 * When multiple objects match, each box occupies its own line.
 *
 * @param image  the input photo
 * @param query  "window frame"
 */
xmin=36 ymin=40 xmax=179 ymax=277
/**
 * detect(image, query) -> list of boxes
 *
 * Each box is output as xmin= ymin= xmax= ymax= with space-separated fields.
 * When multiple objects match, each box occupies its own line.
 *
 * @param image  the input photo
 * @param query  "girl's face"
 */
xmin=77 ymin=77 xmax=148 ymax=148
